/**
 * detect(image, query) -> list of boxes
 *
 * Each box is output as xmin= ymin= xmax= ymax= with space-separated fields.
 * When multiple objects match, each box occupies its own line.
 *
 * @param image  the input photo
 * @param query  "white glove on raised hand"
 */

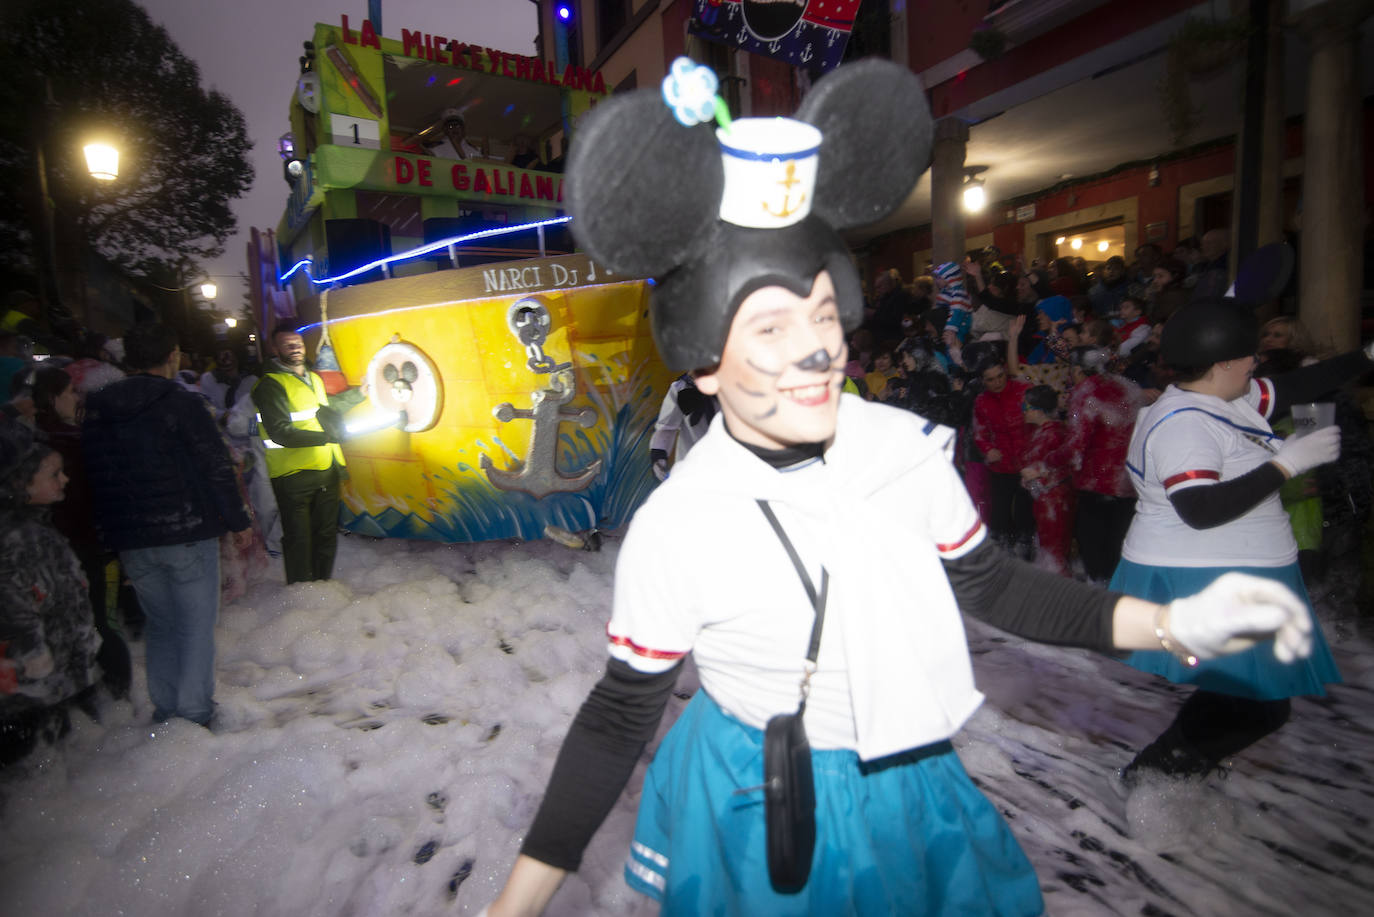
xmin=1271 ymin=425 xmax=1340 ymax=478
xmin=1165 ymin=572 xmax=1312 ymax=663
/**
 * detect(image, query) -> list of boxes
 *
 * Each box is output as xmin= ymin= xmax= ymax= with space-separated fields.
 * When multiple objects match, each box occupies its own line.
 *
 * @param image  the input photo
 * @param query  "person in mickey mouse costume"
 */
xmin=483 ymin=59 xmax=1327 ymax=916
xmin=1113 ymin=292 xmax=1374 ymax=785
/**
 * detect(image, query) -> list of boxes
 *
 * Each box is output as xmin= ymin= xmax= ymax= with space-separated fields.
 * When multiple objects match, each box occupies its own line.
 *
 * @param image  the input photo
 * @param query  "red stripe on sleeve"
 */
xmin=1163 ymin=469 xmax=1220 ymax=488
xmin=606 ymin=628 xmax=686 ymax=661
xmin=936 ymin=520 xmax=984 ymax=554
xmin=1255 ymin=378 xmax=1273 ymax=418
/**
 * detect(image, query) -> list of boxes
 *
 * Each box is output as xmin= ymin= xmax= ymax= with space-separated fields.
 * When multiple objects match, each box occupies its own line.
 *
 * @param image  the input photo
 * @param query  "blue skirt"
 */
xmin=626 ymin=691 xmax=1044 ymax=916
xmin=1110 ymin=559 xmax=1341 ymax=700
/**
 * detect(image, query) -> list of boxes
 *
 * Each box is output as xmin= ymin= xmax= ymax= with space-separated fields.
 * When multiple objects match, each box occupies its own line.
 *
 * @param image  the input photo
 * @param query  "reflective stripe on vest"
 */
xmin=256 ymin=371 xmax=346 ymax=475
xmin=256 ymin=408 xmax=319 ymax=446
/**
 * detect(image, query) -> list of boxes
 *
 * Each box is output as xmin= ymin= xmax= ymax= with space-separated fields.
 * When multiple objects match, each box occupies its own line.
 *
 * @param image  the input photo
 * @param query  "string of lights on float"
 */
xmin=278 ymin=215 xmax=574 ymax=287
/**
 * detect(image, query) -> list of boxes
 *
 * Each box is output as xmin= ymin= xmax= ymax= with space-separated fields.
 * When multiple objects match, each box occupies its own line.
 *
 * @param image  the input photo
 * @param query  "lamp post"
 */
xmin=174 ymin=270 xmax=217 ymax=356
xmin=32 ymin=127 xmax=122 ymax=336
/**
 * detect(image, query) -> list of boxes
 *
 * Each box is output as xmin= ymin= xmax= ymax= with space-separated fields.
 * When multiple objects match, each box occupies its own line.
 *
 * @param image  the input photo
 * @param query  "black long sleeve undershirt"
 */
xmin=942 ymin=540 xmax=1119 ymax=649
xmin=1168 ymin=462 xmax=1287 ymax=529
xmin=1268 ymin=350 xmax=1373 ymax=418
xmin=519 ymin=541 xmax=1120 ymax=870
xmin=520 ymin=657 xmax=682 ymax=871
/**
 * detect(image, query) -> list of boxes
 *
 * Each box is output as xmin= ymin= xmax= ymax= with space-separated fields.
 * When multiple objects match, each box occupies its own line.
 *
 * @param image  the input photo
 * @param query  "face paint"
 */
xmin=796 ymin=347 xmax=836 ymax=373
xmin=695 ymin=271 xmax=846 ymax=450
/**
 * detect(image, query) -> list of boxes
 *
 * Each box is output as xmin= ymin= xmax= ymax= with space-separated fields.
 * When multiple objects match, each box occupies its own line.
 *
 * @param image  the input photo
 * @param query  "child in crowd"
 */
xmin=0 ymin=422 xmax=102 ymax=766
xmin=934 ymin=261 xmax=973 ymax=344
xmin=1114 ymin=296 xmax=1151 ymax=356
xmin=865 ymin=349 xmax=899 ymax=401
xmin=1019 ymin=384 xmax=1076 ymax=576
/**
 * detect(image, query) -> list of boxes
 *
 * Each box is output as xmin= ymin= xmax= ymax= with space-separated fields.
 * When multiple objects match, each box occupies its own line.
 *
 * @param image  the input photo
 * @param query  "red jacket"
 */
xmin=1062 ymin=373 xmax=1146 ymax=497
xmin=1023 ymin=420 xmax=1073 ymax=491
xmin=973 ymin=379 xmax=1031 ymax=474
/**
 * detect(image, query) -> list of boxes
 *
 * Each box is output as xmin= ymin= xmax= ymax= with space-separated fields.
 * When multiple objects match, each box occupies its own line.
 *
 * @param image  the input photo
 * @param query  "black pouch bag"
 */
xmin=764 ymin=705 xmax=816 ymax=893
xmin=755 ymin=499 xmax=828 ymax=895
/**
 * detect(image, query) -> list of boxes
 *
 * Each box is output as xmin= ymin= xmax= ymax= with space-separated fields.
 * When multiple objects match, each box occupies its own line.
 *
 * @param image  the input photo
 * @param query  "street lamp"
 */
xmin=224 ymin=316 xmax=237 ymax=328
xmin=962 ymin=165 xmax=988 ymax=214
xmin=200 ymin=282 xmax=217 ymax=301
xmin=83 ymin=142 xmax=120 ymax=181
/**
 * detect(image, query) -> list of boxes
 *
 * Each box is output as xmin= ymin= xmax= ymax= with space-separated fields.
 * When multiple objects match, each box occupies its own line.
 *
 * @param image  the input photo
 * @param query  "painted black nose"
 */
xmin=795 ymin=348 xmax=832 ymax=373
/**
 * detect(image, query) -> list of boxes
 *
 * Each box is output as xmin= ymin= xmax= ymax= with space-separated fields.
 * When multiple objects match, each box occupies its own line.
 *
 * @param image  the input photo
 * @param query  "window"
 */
xmin=1048 ymin=222 xmax=1125 ymax=267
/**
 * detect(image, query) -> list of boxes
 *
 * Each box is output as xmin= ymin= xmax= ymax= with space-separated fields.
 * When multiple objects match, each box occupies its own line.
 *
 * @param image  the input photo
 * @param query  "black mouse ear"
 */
xmin=795 ymin=58 xmax=932 ymax=231
xmin=566 ymin=89 xmax=723 ymax=277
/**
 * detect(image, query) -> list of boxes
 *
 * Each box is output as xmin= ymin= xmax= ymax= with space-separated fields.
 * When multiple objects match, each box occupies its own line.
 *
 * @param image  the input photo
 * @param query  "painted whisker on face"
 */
xmin=733 ymin=381 xmax=769 ymax=398
xmin=745 ymin=358 xmax=785 ymax=377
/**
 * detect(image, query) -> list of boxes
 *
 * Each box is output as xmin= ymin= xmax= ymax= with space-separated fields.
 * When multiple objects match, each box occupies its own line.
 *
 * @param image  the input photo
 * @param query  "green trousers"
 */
xmin=270 ymin=465 xmax=342 ymax=584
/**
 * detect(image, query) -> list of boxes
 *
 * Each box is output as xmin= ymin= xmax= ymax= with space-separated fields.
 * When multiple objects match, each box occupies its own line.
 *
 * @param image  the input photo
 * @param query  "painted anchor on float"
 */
xmin=481 ymin=298 xmax=602 ymax=498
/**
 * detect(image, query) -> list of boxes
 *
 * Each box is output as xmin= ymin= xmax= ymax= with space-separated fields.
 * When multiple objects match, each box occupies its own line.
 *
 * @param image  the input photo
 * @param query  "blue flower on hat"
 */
xmin=661 ymin=57 xmax=719 ymax=127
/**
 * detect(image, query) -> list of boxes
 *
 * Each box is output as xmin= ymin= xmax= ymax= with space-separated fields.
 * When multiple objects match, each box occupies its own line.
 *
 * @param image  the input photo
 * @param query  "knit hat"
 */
xmin=1035 ymin=294 xmax=1073 ymax=326
xmin=933 ymin=262 xmax=962 ymax=286
xmin=565 ymin=57 xmax=931 ymax=372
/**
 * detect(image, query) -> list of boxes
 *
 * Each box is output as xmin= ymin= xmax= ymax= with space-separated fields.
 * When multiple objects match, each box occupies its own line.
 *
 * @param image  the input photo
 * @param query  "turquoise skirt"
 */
xmin=1110 ymin=559 xmax=1341 ymax=700
xmin=626 ymin=691 xmax=1044 ymax=916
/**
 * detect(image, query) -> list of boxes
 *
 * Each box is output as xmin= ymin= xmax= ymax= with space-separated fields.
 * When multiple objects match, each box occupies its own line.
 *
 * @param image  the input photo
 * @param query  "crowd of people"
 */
xmin=842 ymin=244 xmax=1374 ymax=596
xmin=3 ymin=54 xmax=1373 ymax=913
xmin=0 ymin=315 xmax=364 ymax=763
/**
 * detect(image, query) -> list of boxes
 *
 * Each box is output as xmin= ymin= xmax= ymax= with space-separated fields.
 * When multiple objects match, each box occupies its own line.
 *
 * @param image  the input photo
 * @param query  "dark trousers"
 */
xmin=1127 ymin=690 xmax=1291 ymax=779
xmin=271 ymin=465 xmax=341 ymax=584
xmin=73 ymin=543 xmax=131 ymax=697
xmin=1074 ymin=491 xmax=1137 ymax=582
xmin=986 ymin=471 xmax=1035 ymax=549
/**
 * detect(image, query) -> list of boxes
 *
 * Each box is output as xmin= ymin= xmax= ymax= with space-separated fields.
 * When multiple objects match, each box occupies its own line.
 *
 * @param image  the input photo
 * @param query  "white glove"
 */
xmin=652 ymin=458 xmax=669 ymax=481
xmin=1271 ymin=425 xmax=1340 ymax=477
xmin=1165 ymin=572 xmax=1312 ymax=663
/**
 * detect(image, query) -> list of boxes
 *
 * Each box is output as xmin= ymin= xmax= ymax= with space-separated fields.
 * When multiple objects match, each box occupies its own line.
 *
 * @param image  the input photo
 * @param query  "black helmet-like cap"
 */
xmin=1159 ymin=298 xmax=1258 ymax=369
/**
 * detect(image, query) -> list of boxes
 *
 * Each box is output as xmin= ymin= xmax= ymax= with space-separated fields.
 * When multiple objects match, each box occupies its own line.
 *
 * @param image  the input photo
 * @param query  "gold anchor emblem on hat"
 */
xmin=761 ymin=160 xmax=805 ymax=219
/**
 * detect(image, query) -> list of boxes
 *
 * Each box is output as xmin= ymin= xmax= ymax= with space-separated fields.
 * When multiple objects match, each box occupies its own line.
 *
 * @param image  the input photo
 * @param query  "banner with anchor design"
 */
xmin=688 ymin=0 xmax=863 ymax=73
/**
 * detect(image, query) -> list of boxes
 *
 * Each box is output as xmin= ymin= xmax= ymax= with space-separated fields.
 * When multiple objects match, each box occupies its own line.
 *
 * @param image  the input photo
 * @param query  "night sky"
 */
xmin=137 ymin=0 xmax=537 ymax=317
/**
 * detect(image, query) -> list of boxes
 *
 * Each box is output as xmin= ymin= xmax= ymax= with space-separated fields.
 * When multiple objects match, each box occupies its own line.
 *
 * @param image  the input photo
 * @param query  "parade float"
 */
xmin=262 ymin=16 xmax=672 ymax=543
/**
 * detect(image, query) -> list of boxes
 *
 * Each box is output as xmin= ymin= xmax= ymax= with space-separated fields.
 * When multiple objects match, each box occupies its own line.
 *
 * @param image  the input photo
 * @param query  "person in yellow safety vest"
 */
xmin=251 ymin=324 xmax=366 ymax=584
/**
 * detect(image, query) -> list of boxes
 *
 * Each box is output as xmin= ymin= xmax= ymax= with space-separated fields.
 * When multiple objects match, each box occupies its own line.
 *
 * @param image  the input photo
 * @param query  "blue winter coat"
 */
xmin=82 ymin=373 xmax=251 ymax=551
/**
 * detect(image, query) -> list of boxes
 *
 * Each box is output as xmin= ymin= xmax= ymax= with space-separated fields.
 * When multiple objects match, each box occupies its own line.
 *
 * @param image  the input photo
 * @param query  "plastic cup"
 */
xmin=1290 ymin=402 xmax=1335 ymax=437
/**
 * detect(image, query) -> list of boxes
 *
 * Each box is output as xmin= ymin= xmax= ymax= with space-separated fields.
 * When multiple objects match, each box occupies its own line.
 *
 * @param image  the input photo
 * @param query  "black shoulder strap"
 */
xmin=757 ymin=499 xmax=828 ymax=664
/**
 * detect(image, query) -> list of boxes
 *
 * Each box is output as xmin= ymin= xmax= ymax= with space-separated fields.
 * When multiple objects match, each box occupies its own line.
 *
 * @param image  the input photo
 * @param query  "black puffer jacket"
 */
xmin=82 ymin=373 xmax=251 ymax=551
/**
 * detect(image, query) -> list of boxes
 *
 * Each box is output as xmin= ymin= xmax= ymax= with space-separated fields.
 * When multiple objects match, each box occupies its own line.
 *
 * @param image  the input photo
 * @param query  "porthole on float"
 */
xmin=363 ymin=337 xmax=444 ymax=433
